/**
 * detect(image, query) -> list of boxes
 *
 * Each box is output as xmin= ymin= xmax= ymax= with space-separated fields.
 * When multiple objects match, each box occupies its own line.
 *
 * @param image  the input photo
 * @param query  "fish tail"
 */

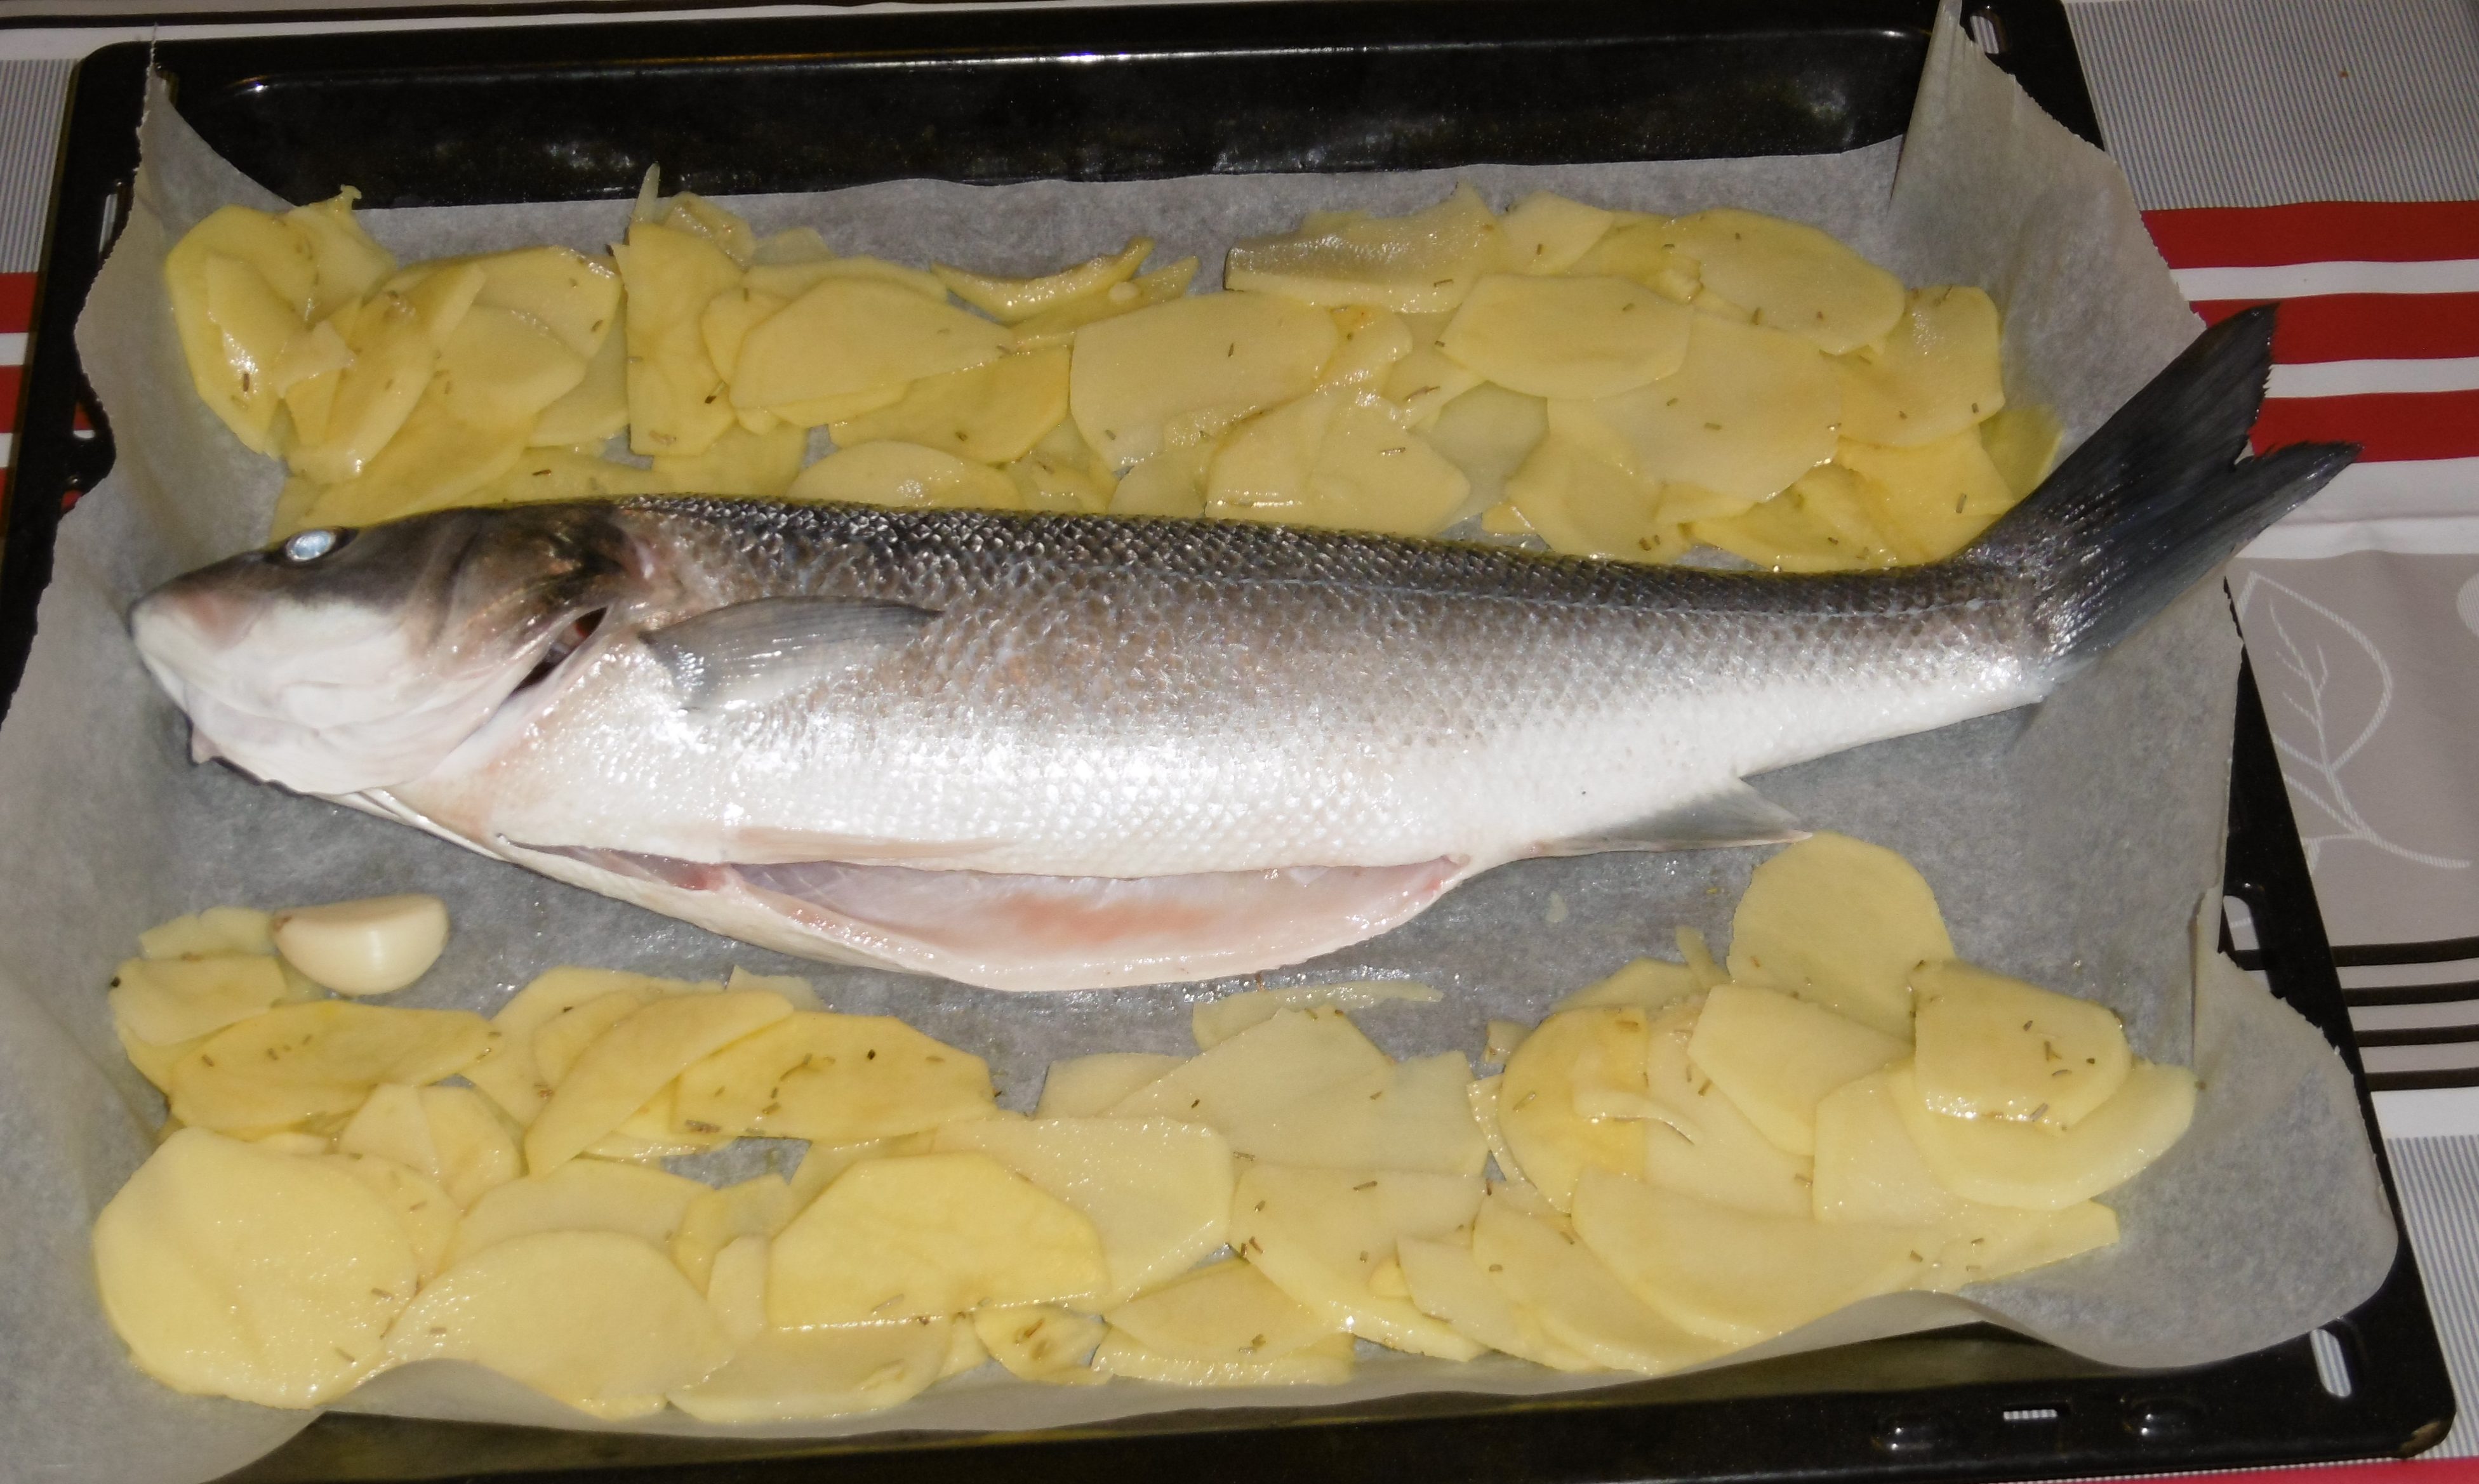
xmin=1969 ymin=305 xmax=2356 ymax=671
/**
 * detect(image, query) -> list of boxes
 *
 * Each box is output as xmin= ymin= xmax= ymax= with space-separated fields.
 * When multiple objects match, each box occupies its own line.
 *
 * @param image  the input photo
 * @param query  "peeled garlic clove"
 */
xmin=272 ymin=894 xmax=449 ymax=995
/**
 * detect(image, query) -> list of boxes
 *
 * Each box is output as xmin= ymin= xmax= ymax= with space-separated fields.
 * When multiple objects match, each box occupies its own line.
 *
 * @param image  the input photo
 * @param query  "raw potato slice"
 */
xmin=421 ymin=1085 xmax=522 ymax=1207
xmin=1812 ymin=1066 xmax=1975 ymax=1226
xmin=936 ymin=237 xmax=1152 ymax=322
xmin=1381 ymin=337 xmax=1485 ymax=429
xmin=616 ymin=221 xmax=744 ymax=458
xmin=1640 ymin=1004 xmax=1814 ymax=1217
xmin=657 ymin=190 xmax=759 ymax=267
xmin=1838 ymin=431 xmax=2019 ymax=564
xmin=1011 ymin=257 xmax=1200 ymax=350
xmin=388 ymin=1229 xmax=733 ymax=1417
xmin=787 ymin=440 xmax=1022 ymax=510
xmin=467 ymin=244 xmax=621 ymax=358
xmin=734 ymin=278 xmax=1011 ymax=411
xmin=203 ymin=254 xmax=310 ymax=445
xmin=1107 ymin=442 xmax=1214 ymax=517
xmin=1504 ymin=428 xmax=1685 ymax=562
xmin=1206 ymin=388 xmax=1470 ymax=537
xmin=829 ymin=347 xmax=1070 ymax=463
xmin=1397 ymin=1235 xmax=1598 ymax=1371
xmin=705 ymin=282 xmax=792 ymax=392
xmin=284 ymin=191 xmax=396 ymax=321
xmin=1007 ymin=439 xmax=1115 ymax=513
xmin=169 ymin=1002 xmax=496 ymax=1136
xmin=1980 ymin=403 xmax=2063 ymax=499
xmin=651 ymin=420 xmax=808 ymax=496
xmin=675 ymin=1010 xmax=996 ymax=1143
xmin=788 ymin=1131 xmax=938 ymax=1205
xmin=1911 ymin=961 xmax=2133 ymax=1127
xmin=1317 ymin=307 xmax=1416 ymax=390
xmin=1496 ymin=1007 xmax=1655 ymax=1209
xmin=1588 ymin=317 xmax=1840 ymax=503
xmin=524 ymin=989 xmax=794 ymax=1172
xmin=768 ymin=1152 xmax=1110 ymax=1325
xmin=340 ymin=1082 xmax=440 ymax=1177
xmin=450 ymin=1156 xmax=708 ymax=1262
xmin=705 ymin=1235 xmax=771 ymax=1344
xmin=1837 ymin=286 xmax=2006 ymax=446
xmin=669 ymin=1320 xmax=953 ymax=1421
xmin=1425 ymin=385 xmax=1547 ymax=520
xmin=933 ymin=1117 xmax=1235 ymax=1305
xmin=1688 ymin=463 xmax=1901 ymax=573
xmin=1728 ymin=831 xmax=1956 ymax=1037
xmin=742 ymin=255 xmax=948 ymax=305
xmin=1468 ymin=1075 xmax=1524 ymax=1183
xmin=465 ymin=967 xmax=684 ymax=1124
xmin=1919 ymin=1202 xmax=2120 ymax=1292
xmin=1571 ymin=1171 xmax=1926 ymax=1346
xmin=164 ymin=206 xmax=316 ymax=452
xmin=1569 ymin=220 xmax=1701 ymax=302
xmin=1440 ymin=275 xmax=1692 ymax=399
xmin=140 ymin=907 xmax=276 ymax=960
xmin=532 ymin=990 xmax=663 ymax=1088
xmin=1219 ymin=1052 xmax=1488 ymax=1176
xmin=288 ymin=280 xmax=468 ymax=482
xmin=469 ymin=446 xmax=675 ymax=506
xmin=672 ymin=1175 xmax=799 ymax=1290
xmin=324 ymin=1151 xmax=459 ymax=1280
xmin=1104 ymin=1256 xmax=1339 ymax=1365
xmin=1109 ymin=1007 xmax=1392 ymax=1128
xmin=1894 ymin=1061 xmax=2197 ymax=1211
xmin=1666 ymin=208 xmax=1904 ymax=354
xmin=1036 ymin=1052 xmax=1181 ymax=1118
xmin=1551 ymin=958 xmax=1701 ymax=1014
xmin=1225 ymin=183 xmax=1501 ymax=313
xmin=293 ymin=376 xmax=531 ymax=528
xmin=434 ymin=303 xmax=590 ymax=428
xmin=108 ymin=953 xmax=287 ymax=1045
xmin=941 ymin=1311 xmax=992 ymax=1377
xmin=119 ymin=1022 xmax=204 ymax=1094
xmin=592 ymin=1082 xmax=734 ymax=1161
xmin=270 ymin=894 xmax=449 ymax=997
xmin=975 ymin=1305 xmax=1108 ymax=1383
xmin=1468 ymin=1186 xmax=1720 ymax=1374
xmin=531 ymin=300 xmax=630 ymax=446
xmin=1070 ymin=291 xmax=1340 ymax=468
xmin=1498 ymin=191 xmax=1615 ymax=275
xmin=1095 ymin=1328 xmax=1355 ymax=1386
xmin=1192 ymin=981 xmax=1442 ymax=1050
xmin=1685 ymin=984 xmax=1908 ymax=1157
xmin=1228 ymin=1162 xmax=1485 ymax=1358
xmin=93 ymin=1129 xmax=416 ymax=1407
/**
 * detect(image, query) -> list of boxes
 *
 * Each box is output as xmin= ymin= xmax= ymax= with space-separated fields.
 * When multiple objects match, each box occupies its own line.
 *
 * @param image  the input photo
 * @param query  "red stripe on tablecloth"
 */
xmin=2256 ymin=387 xmax=2479 ymax=461
xmin=2167 ymin=1462 xmax=2479 ymax=1484
xmin=0 ymin=364 xmax=20 ymax=435
xmin=2146 ymin=201 xmax=2479 ymax=267
xmin=0 ymin=272 xmax=32 ymax=336
xmin=2195 ymin=294 xmax=2479 ymax=362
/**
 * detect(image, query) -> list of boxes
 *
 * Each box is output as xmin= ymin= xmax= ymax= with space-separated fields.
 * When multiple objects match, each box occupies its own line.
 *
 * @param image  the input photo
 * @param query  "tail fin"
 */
xmin=1969 ymin=306 xmax=2356 ymax=670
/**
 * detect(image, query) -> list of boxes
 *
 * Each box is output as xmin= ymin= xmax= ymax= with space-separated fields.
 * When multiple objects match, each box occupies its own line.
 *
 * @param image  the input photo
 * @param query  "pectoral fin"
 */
xmin=644 ymin=597 xmax=939 ymax=709
xmin=1541 ymin=782 xmax=1805 ymax=855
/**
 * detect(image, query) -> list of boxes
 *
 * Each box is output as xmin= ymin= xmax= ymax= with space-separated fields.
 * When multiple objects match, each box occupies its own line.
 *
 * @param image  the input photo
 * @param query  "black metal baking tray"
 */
xmin=0 ymin=2 xmax=2450 ymax=1480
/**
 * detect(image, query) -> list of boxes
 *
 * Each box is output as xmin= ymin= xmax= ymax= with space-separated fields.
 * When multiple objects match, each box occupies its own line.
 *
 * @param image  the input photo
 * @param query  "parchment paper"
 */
xmin=0 ymin=13 xmax=2395 ymax=1482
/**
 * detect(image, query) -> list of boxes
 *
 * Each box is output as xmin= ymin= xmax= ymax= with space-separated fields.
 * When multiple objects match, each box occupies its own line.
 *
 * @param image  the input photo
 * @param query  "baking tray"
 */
xmin=0 ymin=2 xmax=2453 ymax=1479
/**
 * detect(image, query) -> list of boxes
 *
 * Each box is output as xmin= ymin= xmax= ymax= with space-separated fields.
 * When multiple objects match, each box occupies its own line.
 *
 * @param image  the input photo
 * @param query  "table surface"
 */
xmin=1 ymin=0 xmax=2476 ymax=1473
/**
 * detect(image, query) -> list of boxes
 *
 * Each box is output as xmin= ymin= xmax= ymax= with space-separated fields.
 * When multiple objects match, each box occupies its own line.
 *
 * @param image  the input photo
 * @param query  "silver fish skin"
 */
xmin=130 ymin=309 xmax=2349 ymax=991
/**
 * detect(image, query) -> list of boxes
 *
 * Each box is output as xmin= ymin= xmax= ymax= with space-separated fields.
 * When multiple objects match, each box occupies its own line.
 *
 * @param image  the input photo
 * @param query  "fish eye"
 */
xmin=278 ymin=528 xmax=350 ymax=564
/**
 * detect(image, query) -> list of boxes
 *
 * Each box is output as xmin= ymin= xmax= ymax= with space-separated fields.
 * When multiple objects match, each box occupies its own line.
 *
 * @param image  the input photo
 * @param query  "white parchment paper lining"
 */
xmin=0 ymin=14 xmax=2395 ymax=1483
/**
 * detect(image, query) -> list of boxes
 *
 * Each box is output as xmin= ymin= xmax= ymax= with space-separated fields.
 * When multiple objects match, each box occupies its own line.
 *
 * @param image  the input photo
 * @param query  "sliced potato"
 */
xmin=1666 ymin=208 xmax=1904 ymax=354
xmin=1110 ymin=1006 xmax=1392 ymax=1128
xmin=433 ymin=303 xmax=589 ymax=433
xmin=531 ymin=300 xmax=631 ymax=447
xmin=1441 ymin=275 xmax=1692 ymax=399
xmin=1397 ymin=1234 xmax=1598 ymax=1370
xmin=787 ymin=439 xmax=1022 ymax=510
xmin=1911 ymin=961 xmax=2132 ymax=1127
xmin=671 ymin=1175 xmax=800 ymax=1291
xmin=1035 ymin=1051 xmax=1181 ymax=1118
xmin=1011 ymin=257 xmax=1200 ymax=350
xmin=1572 ymin=1170 xmax=1925 ymax=1346
xmin=830 ymin=347 xmax=1070 ymax=464
xmin=1727 ymin=831 xmax=1955 ymax=1037
xmin=1568 ymin=219 xmax=1701 ymax=302
xmin=670 ymin=1320 xmax=954 ymax=1422
xmin=1498 ymin=191 xmax=1615 ymax=275
xmin=108 ymin=953 xmax=288 ymax=1046
xmin=467 ymin=446 xmax=675 ymax=507
xmin=421 ymin=1085 xmax=521 ymax=1208
xmin=658 ymin=191 xmax=758 ymax=267
xmin=788 ymin=1130 xmax=938 ymax=1206
xmin=742 ymin=254 xmax=949 ymax=305
xmin=140 ymin=907 xmax=275 ymax=960
xmin=1070 ymin=291 xmax=1341 ymax=468
xmin=703 ymin=1234 xmax=771 ymax=1344
xmin=1206 ymin=388 xmax=1470 ymax=537
xmin=937 ymin=237 xmax=1152 ymax=322
xmin=531 ymin=988 xmax=663 ymax=1089
xmin=1228 ymin=1162 xmax=1484 ymax=1358
xmin=1192 ymin=981 xmax=1441 ymax=1052
xmin=1103 ymin=1255 xmax=1339 ymax=1366
xmin=1380 ymin=338 xmax=1486 ymax=430
xmin=1684 ymin=984 xmax=1908 ymax=1157
xmin=465 ymin=966 xmax=687 ymax=1125
xmin=1468 ymin=1184 xmax=1720 ymax=1374
xmin=651 ymin=420 xmax=808 ymax=497
xmin=1919 ymin=1201 xmax=2120 ymax=1292
xmin=1424 ymin=385 xmax=1548 ymax=521
xmin=1838 ymin=430 xmax=2020 ymax=564
xmin=322 ymin=1150 xmax=458 ymax=1281
xmin=1837 ymin=286 xmax=2005 ymax=446
xmin=338 ymin=1082 xmax=441 ymax=1180
xmin=734 ymin=278 xmax=1011 ymax=413
xmin=169 ymin=1002 xmax=496 ymax=1136
xmin=1316 ymin=307 xmax=1417 ymax=391
xmin=1503 ymin=428 xmax=1685 ymax=562
xmin=465 ymin=244 xmax=620 ymax=359
xmin=288 ymin=279 xmax=469 ymax=482
xmin=1225 ymin=184 xmax=1500 ymax=314
xmin=1107 ymin=441 xmax=1216 ymax=518
xmin=1094 ymin=1328 xmax=1355 ymax=1386
xmin=1587 ymin=317 xmax=1840 ymax=503
xmin=1496 ymin=1007 xmax=1654 ymax=1209
xmin=675 ymin=1009 xmax=995 ymax=1143
xmin=1220 ymin=1052 xmax=1487 ymax=1176
xmin=94 ymin=1129 xmax=415 ymax=1407
xmin=1687 ymin=463 xmax=1901 ymax=573
xmin=1640 ymin=1002 xmax=1814 ymax=1216
xmin=934 ymin=1116 xmax=1234 ymax=1306
xmin=1979 ymin=403 xmax=2063 ymax=500
xmin=769 ymin=1152 xmax=1110 ymax=1325
xmin=1467 ymin=1075 xmax=1525 ymax=1183
xmin=615 ymin=222 xmax=744 ymax=459
xmin=450 ymin=1156 xmax=708 ymax=1262
xmin=524 ymin=989 xmax=794 ymax=1172
xmin=388 ymin=1229 xmax=733 ymax=1417
xmin=1550 ymin=958 xmax=1701 ymax=1014
xmin=698 ymin=285 xmax=788 ymax=385
xmin=165 ymin=206 xmax=317 ymax=453
xmin=975 ymin=1304 xmax=1108 ymax=1384
xmin=284 ymin=190 xmax=396 ymax=321
xmin=1894 ymin=1061 xmax=2197 ymax=1211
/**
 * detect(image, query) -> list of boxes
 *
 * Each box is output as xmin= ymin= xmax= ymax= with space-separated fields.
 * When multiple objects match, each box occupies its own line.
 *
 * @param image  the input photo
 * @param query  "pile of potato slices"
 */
xmin=168 ymin=180 xmax=2063 ymax=570
xmin=92 ymin=833 xmax=2193 ymax=1421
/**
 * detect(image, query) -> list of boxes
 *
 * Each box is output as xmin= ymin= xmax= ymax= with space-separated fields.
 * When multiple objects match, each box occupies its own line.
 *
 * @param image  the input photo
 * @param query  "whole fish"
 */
xmin=132 ymin=310 xmax=2346 ymax=991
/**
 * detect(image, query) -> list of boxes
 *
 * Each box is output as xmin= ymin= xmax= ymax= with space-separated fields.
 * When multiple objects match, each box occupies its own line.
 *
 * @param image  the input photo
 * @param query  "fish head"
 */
xmin=130 ymin=504 xmax=648 ymax=795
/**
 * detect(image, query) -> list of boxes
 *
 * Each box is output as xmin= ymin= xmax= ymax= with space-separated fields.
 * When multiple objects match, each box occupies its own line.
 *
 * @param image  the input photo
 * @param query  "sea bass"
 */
xmin=132 ymin=310 xmax=2346 ymax=991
